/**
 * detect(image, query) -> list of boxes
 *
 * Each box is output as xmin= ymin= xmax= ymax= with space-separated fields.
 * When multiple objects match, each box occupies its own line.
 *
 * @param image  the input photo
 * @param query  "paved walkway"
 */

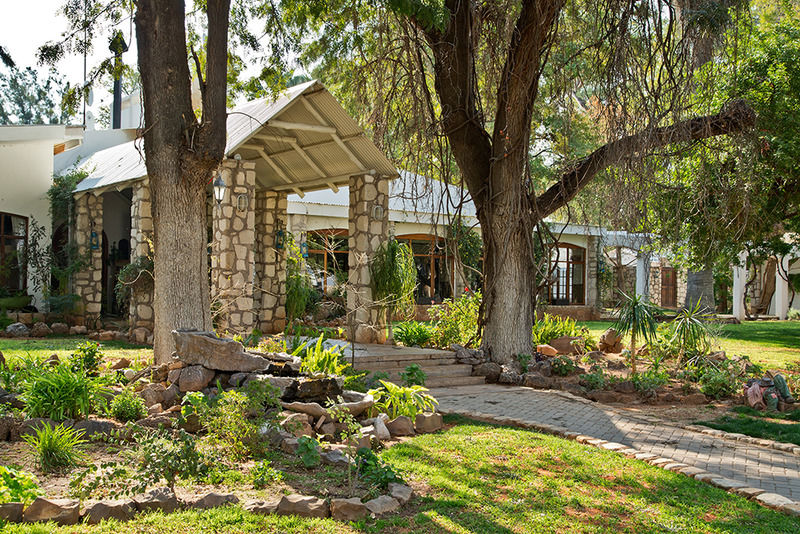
xmin=430 ymin=385 xmax=800 ymax=501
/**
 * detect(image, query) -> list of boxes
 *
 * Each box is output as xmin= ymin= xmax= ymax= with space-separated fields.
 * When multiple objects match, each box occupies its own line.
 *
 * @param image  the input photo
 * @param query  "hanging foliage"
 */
xmin=370 ymin=238 xmax=417 ymax=340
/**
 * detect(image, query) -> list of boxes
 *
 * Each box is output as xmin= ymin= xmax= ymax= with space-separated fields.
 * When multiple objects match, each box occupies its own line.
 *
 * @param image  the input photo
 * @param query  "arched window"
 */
xmin=0 ymin=212 xmax=28 ymax=292
xmin=548 ymin=243 xmax=585 ymax=305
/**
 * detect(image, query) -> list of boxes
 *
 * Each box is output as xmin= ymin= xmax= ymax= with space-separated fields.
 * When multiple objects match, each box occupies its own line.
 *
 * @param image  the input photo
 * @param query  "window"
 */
xmin=306 ymin=229 xmax=349 ymax=293
xmin=0 ymin=213 xmax=28 ymax=292
xmin=547 ymin=244 xmax=585 ymax=305
xmin=396 ymin=234 xmax=453 ymax=304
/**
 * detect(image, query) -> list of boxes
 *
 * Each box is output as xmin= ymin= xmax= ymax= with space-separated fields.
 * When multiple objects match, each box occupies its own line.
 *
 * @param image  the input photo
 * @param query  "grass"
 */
xmin=0 ymin=337 xmax=151 ymax=369
xmin=6 ymin=416 xmax=799 ymax=533
xmin=696 ymin=406 xmax=800 ymax=447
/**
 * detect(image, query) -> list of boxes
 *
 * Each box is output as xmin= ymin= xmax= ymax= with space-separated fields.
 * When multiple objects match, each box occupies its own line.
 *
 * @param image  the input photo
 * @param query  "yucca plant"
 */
xmin=368 ymin=380 xmax=438 ymax=419
xmin=22 ymin=423 xmax=87 ymax=472
xmin=370 ymin=238 xmax=417 ymax=344
xmin=613 ymin=291 xmax=658 ymax=375
xmin=671 ymin=299 xmax=713 ymax=361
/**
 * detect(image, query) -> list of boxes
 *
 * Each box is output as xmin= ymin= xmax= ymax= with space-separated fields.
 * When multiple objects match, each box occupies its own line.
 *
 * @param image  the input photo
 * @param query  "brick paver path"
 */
xmin=430 ymin=384 xmax=800 ymax=500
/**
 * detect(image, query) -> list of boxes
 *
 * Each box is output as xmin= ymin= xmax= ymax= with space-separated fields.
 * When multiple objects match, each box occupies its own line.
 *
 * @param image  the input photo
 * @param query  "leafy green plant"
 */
xmin=0 ymin=465 xmax=42 ymax=505
xmin=300 ymin=335 xmax=349 ymax=376
xmin=23 ymin=364 xmax=106 ymax=420
xmin=70 ymin=341 xmax=104 ymax=375
xmin=367 ymin=371 xmax=390 ymax=389
xmin=580 ymin=369 xmax=612 ymax=390
xmin=356 ymin=447 xmax=403 ymax=490
xmin=296 ymin=435 xmax=321 ymax=468
xmin=285 ymin=234 xmax=318 ymax=323
xmin=788 ymin=308 xmax=800 ymax=321
xmin=399 ymin=364 xmax=426 ymax=387
xmin=342 ymin=371 xmax=369 ymax=392
xmin=613 ymin=291 xmax=658 ymax=374
xmin=369 ymin=380 xmax=438 ymax=419
xmin=328 ymin=400 xmax=365 ymax=491
xmin=550 ymin=356 xmax=577 ymax=377
xmin=532 ymin=313 xmax=580 ymax=345
xmin=516 ymin=353 xmax=532 ymax=373
xmin=22 ymin=423 xmax=87 ymax=472
xmin=251 ymin=460 xmax=283 ymax=488
xmin=671 ymin=301 xmax=713 ymax=361
xmin=110 ymin=388 xmax=147 ymax=422
xmin=202 ymin=389 xmax=264 ymax=460
xmin=180 ymin=391 xmax=209 ymax=419
xmin=429 ymin=291 xmax=481 ymax=347
xmin=394 ymin=321 xmax=433 ymax=347
xmin=370 ymin=238 xmax=417 ymax=343
xmin=631 ymin=368 xmax=669 ymax=394
xmin=699 ymin=361 xmax=740 ymax=399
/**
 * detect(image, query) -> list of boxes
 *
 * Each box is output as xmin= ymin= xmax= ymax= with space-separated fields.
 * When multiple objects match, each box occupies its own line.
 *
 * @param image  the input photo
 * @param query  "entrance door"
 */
xmin=661 ymin=267 xmax=677 ymax=308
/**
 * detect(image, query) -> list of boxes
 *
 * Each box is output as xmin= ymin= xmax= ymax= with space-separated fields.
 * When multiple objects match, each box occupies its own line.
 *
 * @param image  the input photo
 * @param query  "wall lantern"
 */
xmin=275 ymin=228 xmax=285 ymax=250
xmin=300 ymin=241 xmax=309 ymax=259
xmin=89 ymin=231 xmax=100 ymax=250
xmin=371 ymin=204 xmax=384 ymax=220
xmin=212 ymin=174 xmax=226 ymax=204
xmin=236 ymin=193 xmax=249 ymax=212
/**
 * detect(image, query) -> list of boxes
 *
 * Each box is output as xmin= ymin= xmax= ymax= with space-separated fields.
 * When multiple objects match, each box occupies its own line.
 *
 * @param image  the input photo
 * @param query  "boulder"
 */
xmin=189 ymin=492 xmax=239 ymax=510
xmin=373 ymin=416 xmax=392 ymax=440
xmin=0 ymin=416 xmax=14 ymax=440
xmin=280 ymin=437 xmax=299 ymax=454
xmin=330 ymin=497 xmax=367 ymax=521
xmin=386 ymin=416 xmax=415 ymax=437
xmin=451 ymin=343 xmax=484 ymax=365
xmin=69 ymin=325 xmax=88 ymax=335
xmin=537 ymin=344 xmax=558 ymax=357
xmin=229 ymin=372 xmax=249 ymax=387
xmin=281 ymin=412 xmax=313 ymax=437
xmin=23 ymin=497 xmax=80 ymax=525
xmin=111 ymin=358 xmax=131 ymax=370
xmin=50 ymin=322 xmax=69 ymax=335
xmin=140 ymin=383 xmax=167 ymax=406
xmin=530 ymin=360 xmax=552 ymax=377
xmin=498 ymin=370 xmax=522 ymax=385
xmin=614 ymin=381 xmax=636 ymax=394
xmin=293 ymin=377 xmax=343 ymax=402
xmin=82 ymin=500 xmax=135 ymax=524
xmin=72 ymin=418 xmax=122 ymax=439
xmin=136 ymin=414 xmax=175 ymax=429
xmin=414 ymin=412 xmax=443 ymax=433
xmin=172 ymin=330 xmax=269 ymax=372
xmin=364 ymin=495 xmax=400 ymax=515
xmin=548 ymin=335 xmax=584 ymax=355
xmin=0 ymin=502 xmax=23 ymax=523
xmin=178 ymin=365 xmax=215 ymax=392
xmin=598 ymin=328 xmax=623 ymax=353
xmin=282 ymin=393 xmax=374 ymax=419
xmin=131 ymin=327 xmax=151 ymax=345
xmin=147 ymin=403 xmax=163 ymax=415
xmin=242 ymin=375 xmax=296 ymax=399
xmin=473 ymin=362 xmax=502 ymax=383
xmin=151 ymin=363 xmax=170 ymax=383
xmin=388 ymin=483 xmax=414 ymax=505
xmin=682 ymin=393 xmax=708 ymax=405
xmin=5 ymin=322 xmax=29 ymax=337
xmin=29 ymin=322 xmax=53 ymax=337
xmin=162 ymin=383 xmax=180 ymax=407
xmin=276 ymin=494 xmax=329 ymax=518
xmin=588 ymin=390 xmax=621 ymax=404
xmin=321 ymin=449 xmax=350 ymax=466
xmin=98 ymin=330 xmax=116 ymax=341
xmin=522 ymin=373 xmax=553 ymax=389
xmin=244 ymin=499 xmax=280 ymax=515
xmin=133 ymin=487 xmax=180 ymax=513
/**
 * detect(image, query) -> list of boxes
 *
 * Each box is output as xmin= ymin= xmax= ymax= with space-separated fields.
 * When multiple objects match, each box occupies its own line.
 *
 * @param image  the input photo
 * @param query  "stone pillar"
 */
xmin=347 ymin=173 xmax=389 ymax=344
xmin=128 ymin=179 xmax=154 ymax=333
xmin=211 ymin=159 xmax=256 ymax=334
xmin=635 ymin=252 xmax=650 ymax=299
xmin=732 ymin=251 xmax=747 ymax=322
xmin=73 ymin=193 xmax=104 ymax=325
xmin=649 ymin=264 xmax=662 ymax=306
xmin=775 ymin=255 xmax=790 ymax=320
xmin=585 ymin=235 xmax=599 ymax=309
xmin=254 ymin=190 xmax=288 ymax=334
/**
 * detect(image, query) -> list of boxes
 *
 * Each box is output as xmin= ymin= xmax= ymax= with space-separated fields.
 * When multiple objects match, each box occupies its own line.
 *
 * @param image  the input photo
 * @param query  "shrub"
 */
xmin=251 ymin=460 xmax=283 ymax=488
xmin=23 ymin=423 xmax=87 ymax=472
xmin=342 ymin=371 xmax=369 ymax=392
xmin=369 ymin=380 xmax=438 ymax=419
xmin=356 ymin=447 xmax=403 ymax=490
xmin=516 ymin=353 xmax=532 ymax=373
xmin=110 ymin=389 xmax=147 ymax=422
xmin=399 ymin=364 xmax=426 ymax=387
xmin=632 ymin=368 xmax=669 ymax=394
xmin=367 ymin=371 xmax=390 ymax=389
xmin=0 ymin=465 xmax=42 ymax=504
xmin=23 ymin=365 xmax=105 ymax=420
xmin=580 ymin=369 xmax=612 ymax=390
xmin=70 ymin=341 xmax=103 ymax=375
xmin=296 ymin=436 xmax=321 ymax=468
xmin=532 ymin=314 xmax=578 ymax=345
xmin=202 ymin=390 xmax=264 ymax=460
xmin=670 ymin=301 xmax=714 ymax=360
xmin=300 ymin=335 xmax=349 ymax=376
xmin=699 ymin=361 xmax=740 ymax=399
xmin=394 ymin=322 xmax=433 ymax=347
xmin=429 ymin=291 xmax=481 ymax=347
xmin=550 ymin=356 xmax=577 ymax=377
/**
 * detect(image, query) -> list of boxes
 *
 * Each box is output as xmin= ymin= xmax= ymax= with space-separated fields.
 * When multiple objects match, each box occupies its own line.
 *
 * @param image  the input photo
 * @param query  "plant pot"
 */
xmin=0 ymin=295 xmax=32 ymax=310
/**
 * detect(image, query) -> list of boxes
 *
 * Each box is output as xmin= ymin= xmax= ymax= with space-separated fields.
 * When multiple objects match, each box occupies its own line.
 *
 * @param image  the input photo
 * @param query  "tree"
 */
xmin=0 ymin=66 xmax=76 ymax=125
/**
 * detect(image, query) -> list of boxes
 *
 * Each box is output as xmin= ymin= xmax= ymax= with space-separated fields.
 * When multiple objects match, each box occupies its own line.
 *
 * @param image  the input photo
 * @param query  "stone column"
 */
xmin=649 ymin=264 xmax=662 ymax=306
xmin=635 ymin=252 xmax=651 ymax=299
xmin=73 ymin=192 xmax=104 ymax=325
xmin=585 ymin=235 xmax=599 ymax=309
xmin=254 ymin=191 xmax=288 ymax=334
xmin=347 ymin=173 xmax=389 ymax=344
xmin=211 ymin=159 xmax=256 ymax=334
xmin=732 ymin=251 xmax=747 ymax=322
xmin=128 ymin=179 xmax=154 ymax=333
xmin=775 ymin=255 xmax=790 ymax=320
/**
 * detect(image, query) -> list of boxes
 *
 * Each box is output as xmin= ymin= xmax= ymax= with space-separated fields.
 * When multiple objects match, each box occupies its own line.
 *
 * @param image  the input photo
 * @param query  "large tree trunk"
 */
xmin=684 ymin=269 xmax=715 ymax=311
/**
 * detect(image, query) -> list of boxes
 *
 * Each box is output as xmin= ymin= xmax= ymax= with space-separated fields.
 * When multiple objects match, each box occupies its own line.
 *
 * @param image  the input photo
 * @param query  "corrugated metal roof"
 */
xmin=75 ymin=80 xmax=397 ymax=194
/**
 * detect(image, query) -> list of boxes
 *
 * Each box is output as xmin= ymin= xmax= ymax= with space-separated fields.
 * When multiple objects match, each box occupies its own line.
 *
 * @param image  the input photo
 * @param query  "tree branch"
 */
xmin=200 ymin=0 xmax=231 ymax=159
xmin=535 ymin=99 xmax=757 ymax=217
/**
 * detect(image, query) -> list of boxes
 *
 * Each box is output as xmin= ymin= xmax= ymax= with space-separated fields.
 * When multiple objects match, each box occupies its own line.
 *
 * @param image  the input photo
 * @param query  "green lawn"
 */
xmin=6 ymin=417 xmax=799 ymax=533
xmin=697 ymin=406 xmax=800 ymax=447
xmin=0 ymin=338 xmax=152 ymax=368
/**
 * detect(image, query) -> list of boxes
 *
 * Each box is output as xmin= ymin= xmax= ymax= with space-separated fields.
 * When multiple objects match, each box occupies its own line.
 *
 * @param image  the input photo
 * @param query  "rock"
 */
xmin=151 ymin=363 xmax=170 ymax=383
xmin=131 ymin=327 xmax=150 ymax=344
xmin=473 ymin=362 xmax=502 ymax=383
xmin=330 ymin=497 xmax=367 ymax=521
xmin=162 ymin=383 xmax=180 ymax=407
xmin=414 ymin=412 xmax=443 ymax=433
xmin=607 ymin=360 xmax=627 ymax=371
xmin=50 ymin=322 xmax=69 ymax=335
xmin=136 ymin=414 xmax=174 ymax=429
xmin=708 ymin=350 xmax=727 ymax=362
xmin=98 ymin=330 xmax=116 ymax=341
xmin=147 ymin=403 xmax=163 ymax=415
xmin=178 ymin=365 xmax=215 ymax=392
xmin=23 ymin=497 xmax=80 ymax=525
xmin=588 ymin=390 xmax=621 ymax=403
xmin=661 ymin=392 xmax=677 ymax=403
xmin=276 ymin=494 xmax=329 ymax=518
xmin=451 ymin=343 xmax=484 ymax=365
xmin=386 ymin=416 xmax=415 ymax=437
xmin=388 ymin=483 xmax=414 ymax=505
xmin=133 ymin=487 xmax=180 ymax=513
xmin=167 ymin=368 xmax=182 ymax=385
xmin=498 ymin=370 xmax=522 ymax=385
xmin=755 ymin=492 xmax=794 ymax=509
xmin=530 ymin=360 xmax=552 ymax=377
xmin=320 ymin=422 xmax=338 ymax=437
xmin=548 ymin=335 xmax=584 ymax=355
xmin=0 ymin=416 xmax=14 ymax=440
xmin=682 ymin=393 xmax=708 ymax=405
xmin=72 ymin=418 xmax=122 ymax=439
xmin=168 ymin=359 xmax=186 ymax=371
xmin=522 ymin=372 xmax=553 ymax=389
xmin=281 ymin=412 xmax=313 ymax=437
xmin=140 ymin=383 xmax=167 ymax=406
xmin=321 ymin=449 xmax=350 ymax=466
xmin=82 ymin=500 xmax=135 ymax=524
xmin=293 ymin=377 xmax=343 ymax=402
xmin=123 ymin=369 xmax=137 ymax=380
xmin=5 ymin=322 xmax=29 ymax=337
xmin=537 ymin=344 xmax=558 ymax=357
xmin=373 ymin=416 xmax=392 ymax=440
xmin=243 ymin=499 xmax=280 ymax=515
xmin=189 ymin=492 xmax=239 ymax=510
xmin=172 ymin=330 xmax=269 ymax=372
xmin=614 ymin=380 xmax=636 ymax=394
xmin=229 ymin=372 xmax=249 ymax=387
xmin=280 ymin=437 xmax=299 ymax=454
xmin=598 ymin=328 xmax=623 ymax=353
xmin=282 ymin=393 xmax=374 ymax=419
xmin=69 ymin=325 xmax=88 ymax=335
xmin=29 ymin=322 xmax=53 ymax=337
xmin=111 ymin=357 xmax=131 ymax=370
xmin=242 ymin=375 xmax=296 ymax=398
xmin=364 ymin=495 xmax=400 ymax=515
xmin=0 ymin=502 xmax=23 ymax=523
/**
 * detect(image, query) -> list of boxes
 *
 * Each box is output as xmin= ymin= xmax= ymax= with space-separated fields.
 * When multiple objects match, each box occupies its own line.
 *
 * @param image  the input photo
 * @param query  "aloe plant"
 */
xmin=671 ymin=299 xmax=713 ymax=361
xmin=613 ymin=291 xmax=658 ymax=375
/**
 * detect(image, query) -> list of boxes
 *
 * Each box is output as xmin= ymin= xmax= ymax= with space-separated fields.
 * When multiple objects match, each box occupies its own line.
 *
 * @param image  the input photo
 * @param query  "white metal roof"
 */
xmin=74 ymin=80 xmax=397 ymax=194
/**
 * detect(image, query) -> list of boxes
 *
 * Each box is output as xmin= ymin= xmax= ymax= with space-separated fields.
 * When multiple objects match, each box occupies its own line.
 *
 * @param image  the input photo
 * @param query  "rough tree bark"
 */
xmin=135 ymin=0 xmax=231 ymax=363
xmin=407 ymin=0 xmax=756 ymax=364
xmin=684 ymin=269 xmax=716 ymax=311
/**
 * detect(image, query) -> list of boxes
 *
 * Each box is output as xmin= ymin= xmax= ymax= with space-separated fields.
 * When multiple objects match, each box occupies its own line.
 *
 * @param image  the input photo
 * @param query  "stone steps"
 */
xmin=351 ymin=345 xmax=485 ymax=389
xmin=425 ymin=376 xmax=487 ymax=388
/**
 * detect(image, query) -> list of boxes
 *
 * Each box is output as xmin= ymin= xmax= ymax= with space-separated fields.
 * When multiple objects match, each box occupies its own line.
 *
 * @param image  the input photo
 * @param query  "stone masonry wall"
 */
xmin=211 ymin=159 xmax=257 ymax=334
xmin=128 ymin=179 xmax=154 ymax=332
xmin=254 ymin=191 xmax=288 ymax=334
xmin=73 ymin=193 xmax=103 ymax=326
xmin=347 ymin=173 xmax=390 ymax=344
xmin=586 ymin=235 xmax=599 ymax=309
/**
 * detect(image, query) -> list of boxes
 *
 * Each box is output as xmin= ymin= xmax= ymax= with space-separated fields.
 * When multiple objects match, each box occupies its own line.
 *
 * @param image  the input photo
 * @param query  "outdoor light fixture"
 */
xmin=236 ymin=193 xmax=249 ymax=212
xmin=275 ymin=228 xmax=285 ymax=250
xmin=212 ymin=174 xmax=226 ymax=204
xmin=300 ymin=241 xmax=309 ymax=259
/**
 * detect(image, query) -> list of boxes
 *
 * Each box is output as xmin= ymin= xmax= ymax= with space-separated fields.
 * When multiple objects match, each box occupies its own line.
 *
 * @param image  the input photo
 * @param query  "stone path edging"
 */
xmin=438 ymin=390 xmax=800 ymax=518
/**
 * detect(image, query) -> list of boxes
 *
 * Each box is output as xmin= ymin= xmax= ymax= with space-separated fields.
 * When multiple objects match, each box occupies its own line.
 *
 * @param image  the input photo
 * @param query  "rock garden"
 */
xmin=0 ymin=330 xmax=441 ymax=526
